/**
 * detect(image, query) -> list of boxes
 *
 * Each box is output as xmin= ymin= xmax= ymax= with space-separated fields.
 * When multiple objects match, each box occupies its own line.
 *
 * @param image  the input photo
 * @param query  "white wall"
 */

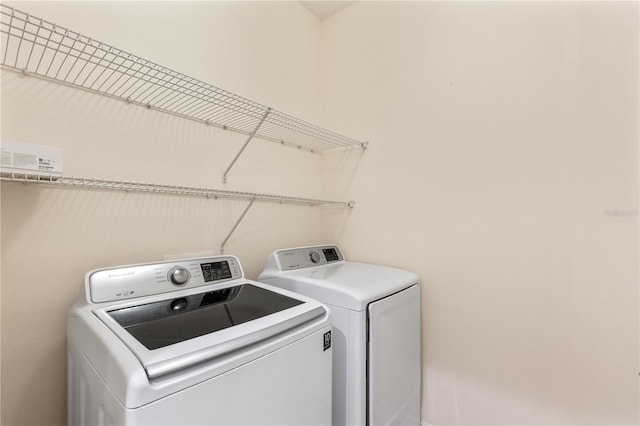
xmin=0 ymin=2 xmax=334 ymax=425
xmin=322 ymin=2 xmax=638 ymax=425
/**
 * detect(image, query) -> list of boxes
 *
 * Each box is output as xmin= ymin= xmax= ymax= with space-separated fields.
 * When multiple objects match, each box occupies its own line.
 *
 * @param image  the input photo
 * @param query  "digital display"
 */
xmin=323 ymin=248 xmax=340 ymax=262
xmin=201 ymin=261 xmax=232 ymax=282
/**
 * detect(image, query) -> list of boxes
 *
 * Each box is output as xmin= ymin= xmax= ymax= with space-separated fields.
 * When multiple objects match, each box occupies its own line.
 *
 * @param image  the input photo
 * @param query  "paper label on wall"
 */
xmin=0 ymin=139 xmax=63 ymax=176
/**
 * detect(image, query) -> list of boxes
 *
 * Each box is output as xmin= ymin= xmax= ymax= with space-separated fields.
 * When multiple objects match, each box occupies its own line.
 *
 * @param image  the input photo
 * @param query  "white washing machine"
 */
xmin=67 ymin=255 xmax=333 ymax=426
xmin=259 ymin=245 xmax=421 ymax=426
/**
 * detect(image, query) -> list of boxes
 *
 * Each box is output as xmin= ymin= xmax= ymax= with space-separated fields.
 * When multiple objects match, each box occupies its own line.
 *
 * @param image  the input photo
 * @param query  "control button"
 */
xmin=168 ymin=266 xmax=191 ymax=285
xmin=170 ymin=298 xmax=188 ymax=312
xmin=309 ymin=251 xmax=321 ymax=263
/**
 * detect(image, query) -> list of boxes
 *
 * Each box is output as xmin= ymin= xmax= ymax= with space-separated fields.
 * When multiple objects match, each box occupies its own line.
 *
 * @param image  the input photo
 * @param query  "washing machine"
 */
xmin=259 ymin=245 xmax=421 ymax=426
xmin=67 ymin=255 xmax=333 ymax=426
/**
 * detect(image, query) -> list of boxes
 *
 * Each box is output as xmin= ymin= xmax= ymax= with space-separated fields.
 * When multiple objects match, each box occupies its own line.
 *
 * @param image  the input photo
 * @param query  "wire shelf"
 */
xmin=0 ymin=172 xmax=355 ymax=207
xmin=0 ymin=5 xmax=366 ymax=154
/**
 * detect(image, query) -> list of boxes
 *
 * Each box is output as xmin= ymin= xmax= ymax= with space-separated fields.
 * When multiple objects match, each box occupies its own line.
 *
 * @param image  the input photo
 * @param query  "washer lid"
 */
xmin=93 ymin=281 xmax=328 ymax=380
xmin=260 ymin=261 xmax=420 ymax=311
xmin=107 ymin=284 xmax=303 ymax=351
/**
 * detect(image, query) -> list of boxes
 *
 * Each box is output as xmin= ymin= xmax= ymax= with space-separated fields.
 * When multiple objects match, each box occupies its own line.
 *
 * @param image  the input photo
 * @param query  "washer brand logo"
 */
xmin=108 ymin=271 xmax=135 ymax=279
xmin=323 ymin=331 xmax=332 ymax=351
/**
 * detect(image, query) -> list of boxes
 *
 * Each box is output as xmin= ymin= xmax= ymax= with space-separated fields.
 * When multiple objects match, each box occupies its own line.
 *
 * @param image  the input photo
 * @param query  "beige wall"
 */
xmin=1 ymin=2 xmax=638 ymax=426
xmin=1 ymin=2 xmax=340 ymax=425
xmin=322 ymin=2 xmax=639 ymax=425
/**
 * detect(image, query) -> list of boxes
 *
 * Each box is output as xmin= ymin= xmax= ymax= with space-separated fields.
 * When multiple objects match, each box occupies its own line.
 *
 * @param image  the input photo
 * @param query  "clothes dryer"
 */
xmin=259 ymin=245 xmax=421 ymax=426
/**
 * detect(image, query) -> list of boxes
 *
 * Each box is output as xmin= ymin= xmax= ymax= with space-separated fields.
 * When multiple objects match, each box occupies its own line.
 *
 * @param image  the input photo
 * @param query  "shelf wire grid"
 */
xmin=0 ymin=5 xmax=366 ymax=153
xmin=0 ymin=172 xmax=355 ymax=207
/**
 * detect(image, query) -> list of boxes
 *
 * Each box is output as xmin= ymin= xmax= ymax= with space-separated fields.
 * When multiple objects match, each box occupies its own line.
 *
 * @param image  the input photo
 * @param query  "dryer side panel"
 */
xmin=368 ymin=284 xmax=421 ymax=426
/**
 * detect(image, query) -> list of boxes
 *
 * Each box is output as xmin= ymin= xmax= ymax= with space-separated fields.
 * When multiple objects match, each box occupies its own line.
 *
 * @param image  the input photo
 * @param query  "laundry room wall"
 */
xmin=321 ymin=2 xmax=639 ymax=425
xmin=0 ymin=2 xmax=339 ymax=425
xmin=3 ymin=2 xmax=638 ymax=426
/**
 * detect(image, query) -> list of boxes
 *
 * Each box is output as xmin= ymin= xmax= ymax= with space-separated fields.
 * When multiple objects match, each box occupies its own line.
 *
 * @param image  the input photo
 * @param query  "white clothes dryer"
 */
xmin=259 ymin=245 xmax=421 ymax=426
xmin=67 ymin=255 xmax=333 ymax=426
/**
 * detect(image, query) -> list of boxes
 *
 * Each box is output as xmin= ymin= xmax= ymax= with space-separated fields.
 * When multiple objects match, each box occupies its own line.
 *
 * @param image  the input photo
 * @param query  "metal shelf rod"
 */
xmin=1 ymin=64 xmax=325 ymax=154
xmin=222 ymin=108 xmax=271 ymax=183
xmin=220 ymin=199 xmax=255 ymax=255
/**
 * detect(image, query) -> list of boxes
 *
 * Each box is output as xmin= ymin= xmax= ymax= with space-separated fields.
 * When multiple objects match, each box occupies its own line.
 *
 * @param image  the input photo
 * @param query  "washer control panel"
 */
xmin=275 ymin=245 xmax=344 ymax=271
xmin=88 ymin=256 xmax=242 ymax=303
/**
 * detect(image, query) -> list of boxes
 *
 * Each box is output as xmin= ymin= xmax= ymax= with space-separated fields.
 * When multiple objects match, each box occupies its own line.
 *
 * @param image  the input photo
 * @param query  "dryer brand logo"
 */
xmin=323 ymin=331 xmax=332 ymax=351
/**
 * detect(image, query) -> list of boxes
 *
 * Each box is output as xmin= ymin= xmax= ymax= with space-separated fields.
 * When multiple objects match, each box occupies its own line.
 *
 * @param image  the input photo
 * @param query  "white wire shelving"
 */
xmin=0 ymin=4 xmax=367 ymax=178
xmin=0 ymin=172 xmax=354 ymax=208
xmin=0 ymin=5 xmax=361 ymax=252
xmin=1 ymin=172 xmax=355 ymax=254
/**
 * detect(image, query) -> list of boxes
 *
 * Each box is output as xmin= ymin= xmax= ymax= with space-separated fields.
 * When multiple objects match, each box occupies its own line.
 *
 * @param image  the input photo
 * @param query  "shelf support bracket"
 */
xmin=222 ymin=108 xmax=271 ymax=183
xmin=220 ymin=198 xmax=255 ymax=255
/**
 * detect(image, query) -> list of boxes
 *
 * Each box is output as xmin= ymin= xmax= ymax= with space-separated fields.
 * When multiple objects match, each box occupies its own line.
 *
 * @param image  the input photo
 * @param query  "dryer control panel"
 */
xmin=275 ymin=245 xmax=344 ymax=271
xmin=87 ymin=256 xmax=243 ymax=303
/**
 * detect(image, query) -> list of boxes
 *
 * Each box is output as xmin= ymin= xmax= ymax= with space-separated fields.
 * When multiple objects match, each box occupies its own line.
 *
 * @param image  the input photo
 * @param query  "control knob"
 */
xmin=168 ymin=266 xmax=191 ymax=285
xmin=309 ymin=251 xmax=321 ymax=263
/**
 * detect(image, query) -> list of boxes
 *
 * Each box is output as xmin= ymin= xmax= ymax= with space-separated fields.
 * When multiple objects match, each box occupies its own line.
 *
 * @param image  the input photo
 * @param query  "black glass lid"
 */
xmin=108 ymin=284 xmax=303 ymax=350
